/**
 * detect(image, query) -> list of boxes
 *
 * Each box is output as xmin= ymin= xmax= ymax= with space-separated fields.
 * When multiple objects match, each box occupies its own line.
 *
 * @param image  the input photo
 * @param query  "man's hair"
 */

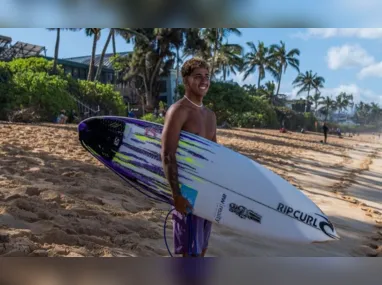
xmin=181 ymin=58 xmax=210 ymax=79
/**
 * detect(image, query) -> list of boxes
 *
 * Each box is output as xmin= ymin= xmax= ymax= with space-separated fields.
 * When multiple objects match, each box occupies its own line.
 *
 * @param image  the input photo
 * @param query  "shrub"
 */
xmin=140 ymin=113 xmax=165 ymax=124
xmin=0 ymin=57 xmax=127 ymax=121
xmin=11 ymin=71 xmax=76 ymax=121
xmin=75 ymin=80 xmax=126 ymax=116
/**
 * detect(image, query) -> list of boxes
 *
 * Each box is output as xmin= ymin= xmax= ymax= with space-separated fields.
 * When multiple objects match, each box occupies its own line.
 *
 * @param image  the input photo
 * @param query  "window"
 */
xmin=158 ymin=80 xmax=167 ymax=93
xmin=72 ymin=68 xmax=79 ymax=78
xmin=64 ymin=66 xmax=72 ymax=75
xmin=79 ymin=68 xmax=86 ymax=79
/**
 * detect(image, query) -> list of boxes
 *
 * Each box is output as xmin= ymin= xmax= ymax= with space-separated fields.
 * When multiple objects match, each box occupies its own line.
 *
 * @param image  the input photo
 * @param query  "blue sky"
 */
xmin=1 ymin=28 xmax=382 ymax=105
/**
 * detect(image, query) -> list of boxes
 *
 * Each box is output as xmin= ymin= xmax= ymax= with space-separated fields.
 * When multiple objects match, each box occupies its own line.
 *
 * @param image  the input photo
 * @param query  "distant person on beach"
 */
xmin=323 ymin=122 xmax=329 ymax=143
xmin=128 ymin=109 xmax=135 ymax=118
xmin=161 ymin=57 xmax=216 ymax=257
xmin=336 ymin=127 xmax=341 ymax=137
xmin=57 ymin=110 xmax=68 ymax=124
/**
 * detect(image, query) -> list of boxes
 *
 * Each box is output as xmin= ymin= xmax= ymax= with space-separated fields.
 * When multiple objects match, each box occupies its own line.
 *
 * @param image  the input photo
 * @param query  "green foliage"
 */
xmin=0 ymin=58 xmax=75 ymax=121
xmin=338 ymin=123 xmax=381 ymax=133
xmin=74 ymin=80 xmax=126 ymax=115
xmin=176 ymin=81 xmax=278 ymax=128
xmin=141 ymin=113 xmax=165 ymax=124
xmin=159 ymin=100 xmax=166 ymax=110
xmin=8 ymin=57 xmax=64 ymax=76
xmin=0 ymin=57 xmax=126 ymax=121
xmin=275 ymin=107 xmax=318 ymax=130
xmin=0 ymin=62 xmax=15 ymax=118
xmin=11 ymin=71 xmax=76 ymax=120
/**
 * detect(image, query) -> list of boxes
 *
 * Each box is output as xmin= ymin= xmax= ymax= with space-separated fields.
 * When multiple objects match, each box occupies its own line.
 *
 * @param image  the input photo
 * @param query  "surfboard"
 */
xmin=78 ymin=116 xmax=340 ymax=243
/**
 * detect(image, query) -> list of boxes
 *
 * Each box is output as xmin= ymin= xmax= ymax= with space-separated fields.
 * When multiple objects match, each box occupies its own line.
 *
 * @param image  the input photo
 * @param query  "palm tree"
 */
xmin=94 ymin=28 xmax=149 ymax=82
xmin=293 ymin=70 xmax=325 ymax=112
xmin=269 ymin=41 xmax=300 ymax=96
xmin=120 ymin=28 xmax=180 ymax=111
xmin=312 ymin=76 xmax=325 ymax=105
xmin=215 ymin=43 xmax=243 ymax=81
xmin=308 ymin=92 xmax=323 ymax=114
xmin=47 ymin=28 xmax=80 ymax=74
xmin=201 ymin=28 xmax=242 ymax=79
xmin=94 ymin=29 xmax=113 ymax=82
xmin=242 ymin=84 xmax=257 ymax=96
xmin=85 ymin=28 xmax=102 ymax=81
xmin=155 ymin=28 xmax=187 ymax=101
xmin=354 ymin=101 xmax=371 ymax=125
xmin=242 ymin=41 xmax=276 ymax=88
xmin=257 ymin=81 xmax=286 ymax=106
xmin=335 ymin=92 xmax=349 ymax=114
xmin=370 ymin=102 xmax=381 ymax=123
xmin=319 ymin=96 xmax=337 ymax=121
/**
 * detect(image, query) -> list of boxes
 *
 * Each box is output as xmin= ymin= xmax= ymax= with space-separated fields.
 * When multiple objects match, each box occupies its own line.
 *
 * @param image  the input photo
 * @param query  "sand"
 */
xmin=0 ymin=122 xmax=381 ymax=257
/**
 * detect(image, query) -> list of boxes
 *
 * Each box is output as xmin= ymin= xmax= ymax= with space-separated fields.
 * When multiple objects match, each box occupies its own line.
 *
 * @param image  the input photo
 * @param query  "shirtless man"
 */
xmin=161 ymin=58 xmax=217 ymax=257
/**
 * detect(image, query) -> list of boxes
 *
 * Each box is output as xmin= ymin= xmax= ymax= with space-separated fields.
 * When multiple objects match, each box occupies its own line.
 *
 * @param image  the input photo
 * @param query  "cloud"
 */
xmin=231 ymin=72 xmax=257 ymax=86
xmin=293 ymin=28 xmax=382 ymax=40
xmin=358 ymin=62 xmax=382 ymax=79
xmin=326 ymin=44 xmax=374 ymax=70
xmin=289 ymin=84 xmax=382 ymax=105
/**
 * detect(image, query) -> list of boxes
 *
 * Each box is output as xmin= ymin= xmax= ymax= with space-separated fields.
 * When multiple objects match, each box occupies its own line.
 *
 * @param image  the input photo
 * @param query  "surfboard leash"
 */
xmin=163 ymin=208 xmax=175 ymax=257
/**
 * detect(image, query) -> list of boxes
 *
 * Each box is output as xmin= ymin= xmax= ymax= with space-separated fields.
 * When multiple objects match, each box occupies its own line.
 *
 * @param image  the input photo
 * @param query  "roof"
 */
xmin=0 ymin=36 xmax=46 ymax=61
xmin=0 ymin=35 xmax=12 ymax=48
xmin=64 ymin=51 xmax=130 ymax=69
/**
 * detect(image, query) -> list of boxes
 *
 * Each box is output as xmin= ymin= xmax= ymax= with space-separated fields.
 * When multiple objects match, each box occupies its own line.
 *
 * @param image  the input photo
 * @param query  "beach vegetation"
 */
xmin=0 ymin=57 xmax=125 ymax=122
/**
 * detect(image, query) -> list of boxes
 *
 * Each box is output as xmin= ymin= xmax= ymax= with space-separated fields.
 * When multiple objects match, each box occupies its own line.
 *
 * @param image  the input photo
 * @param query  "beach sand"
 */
xmin=0 ymin=122 xmax=381 ymax=257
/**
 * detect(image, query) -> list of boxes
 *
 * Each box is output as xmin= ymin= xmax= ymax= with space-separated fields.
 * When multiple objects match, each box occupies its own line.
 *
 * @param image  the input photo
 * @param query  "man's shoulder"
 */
xmin=167 ymin=101 xmax=188 ymax=114
xmin=165 ymin=101 xmax=190 ymax=121
xmin=204 ymin=106 xmax=216 ymax=120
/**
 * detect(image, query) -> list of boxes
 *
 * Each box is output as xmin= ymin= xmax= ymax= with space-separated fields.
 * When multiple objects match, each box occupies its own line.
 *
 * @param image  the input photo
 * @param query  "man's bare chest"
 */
xmin=182 ymin=113 xmax=214 ymax=140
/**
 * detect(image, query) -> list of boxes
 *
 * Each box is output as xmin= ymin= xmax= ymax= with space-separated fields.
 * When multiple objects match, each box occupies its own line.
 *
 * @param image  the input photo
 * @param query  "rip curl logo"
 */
xmin=276 ymin=203 xmax=338 ymax=239
xmin=315 ymin=213 xmax=338 ymax=239
xmin=144 ymin=127 xmax=157 ymax=138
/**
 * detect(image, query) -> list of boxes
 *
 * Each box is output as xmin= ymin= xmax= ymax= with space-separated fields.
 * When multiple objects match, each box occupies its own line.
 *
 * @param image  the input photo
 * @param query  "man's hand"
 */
xmin=173 ymin=195 xmax=192 ymax=214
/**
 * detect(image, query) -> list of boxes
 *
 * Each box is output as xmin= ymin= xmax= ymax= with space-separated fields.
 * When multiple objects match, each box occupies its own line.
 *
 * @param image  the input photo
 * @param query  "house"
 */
xmin=285 ymin=99 xmax=312 ymax=113
xmin=57 ymin=52 xmax=177 ymax=109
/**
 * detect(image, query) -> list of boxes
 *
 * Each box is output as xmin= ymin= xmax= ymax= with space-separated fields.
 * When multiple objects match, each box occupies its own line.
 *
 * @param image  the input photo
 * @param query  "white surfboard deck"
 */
xmin=78 ymin=116 xmax=340 ymax=244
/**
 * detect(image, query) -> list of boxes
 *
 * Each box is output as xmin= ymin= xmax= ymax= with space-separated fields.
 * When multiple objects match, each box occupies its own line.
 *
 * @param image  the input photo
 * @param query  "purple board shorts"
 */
xmin=172 ymin=208 xmax=212 ymax=256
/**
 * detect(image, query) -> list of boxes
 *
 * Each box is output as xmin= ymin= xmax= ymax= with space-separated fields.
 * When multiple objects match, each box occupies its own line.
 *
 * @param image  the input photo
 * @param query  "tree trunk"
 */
xmin=276 ymin=67 xmax=282 ymax=95
xmin=305 ymin=87 xmax=310 ymax=113
xmin=210 ymin=29 xmax=219 ymax=80
xmin=95 ymin=29 xmax=113 ymax=82
xmin=53 ymin=28 xmax=60 ymax=74
xmin=175 ymin=46 xmax=180 ymax=101
xmin=87 ymin=33 xmax=98 ymax=81
xmin=112 ymin=29 xmax=116 ymax=55
xmin=146 ymin=58 xmax=163 ymax=111
xmin=112 ymin=29 xmax=117 ymax=85
xmin=257 ymin=72 xmax=261 ymax=89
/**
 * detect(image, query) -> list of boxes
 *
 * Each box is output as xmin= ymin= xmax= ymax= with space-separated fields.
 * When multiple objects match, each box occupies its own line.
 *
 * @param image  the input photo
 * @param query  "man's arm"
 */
xmin=161 ymin=105 xmax=188 ymax=198
xmin=212 ymin=112 xmax=217 ymax=143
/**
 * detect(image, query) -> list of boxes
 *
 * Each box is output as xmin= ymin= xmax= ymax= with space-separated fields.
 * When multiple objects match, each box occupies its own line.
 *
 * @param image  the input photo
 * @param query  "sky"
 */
xmin=1 ymin=28 xmax=382 ymax=105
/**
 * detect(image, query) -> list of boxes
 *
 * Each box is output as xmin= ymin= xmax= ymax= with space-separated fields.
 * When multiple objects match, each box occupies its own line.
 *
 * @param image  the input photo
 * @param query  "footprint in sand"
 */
xmin=361 ymin=245 xmax=379 ymax=257
xmin=342 ymin=196 xmax=359 ymax=204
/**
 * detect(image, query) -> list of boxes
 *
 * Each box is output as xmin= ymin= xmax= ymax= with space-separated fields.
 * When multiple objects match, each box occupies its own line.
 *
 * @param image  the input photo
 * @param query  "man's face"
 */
xmin=185 ymin=67 xmax=210 ymax=97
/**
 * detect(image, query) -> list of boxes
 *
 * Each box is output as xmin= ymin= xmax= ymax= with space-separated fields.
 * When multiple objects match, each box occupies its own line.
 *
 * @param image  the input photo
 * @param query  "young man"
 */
xmin=161 ymin=58 xmax=217 ymax=257
xmin=323 ymin=122 xmax=329 ymax=143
